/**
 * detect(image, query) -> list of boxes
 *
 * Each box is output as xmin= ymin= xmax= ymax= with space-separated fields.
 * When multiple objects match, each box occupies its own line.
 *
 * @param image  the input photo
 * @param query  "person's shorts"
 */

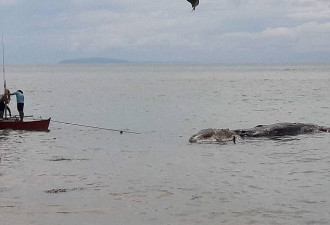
xmin=17 ymin=103 xmax=24 ymax=111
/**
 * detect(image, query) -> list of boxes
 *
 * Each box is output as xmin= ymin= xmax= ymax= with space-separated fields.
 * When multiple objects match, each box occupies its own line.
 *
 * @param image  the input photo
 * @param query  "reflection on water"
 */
xmin=1 ymin=64 xmax=330 ymax=225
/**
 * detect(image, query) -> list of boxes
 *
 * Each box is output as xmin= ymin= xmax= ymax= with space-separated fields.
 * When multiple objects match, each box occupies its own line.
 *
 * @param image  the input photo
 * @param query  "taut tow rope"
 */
xmin=51 ymin=120 xmax=142 ymax=134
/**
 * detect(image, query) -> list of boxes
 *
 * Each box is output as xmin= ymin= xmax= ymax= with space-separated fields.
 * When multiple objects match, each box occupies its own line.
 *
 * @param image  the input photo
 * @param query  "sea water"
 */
xmin=1 ymin=63 xmax=330 ymax=225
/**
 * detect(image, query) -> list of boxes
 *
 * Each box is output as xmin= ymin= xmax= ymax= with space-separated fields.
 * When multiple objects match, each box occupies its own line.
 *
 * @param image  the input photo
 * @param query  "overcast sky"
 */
xmin=1 ymin=0 xmax=330 ymax=64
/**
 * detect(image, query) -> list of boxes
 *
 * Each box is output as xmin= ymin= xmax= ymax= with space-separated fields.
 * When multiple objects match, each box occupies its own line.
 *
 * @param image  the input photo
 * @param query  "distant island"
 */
xmin=58 ymin=57 xmax=130 ymax=64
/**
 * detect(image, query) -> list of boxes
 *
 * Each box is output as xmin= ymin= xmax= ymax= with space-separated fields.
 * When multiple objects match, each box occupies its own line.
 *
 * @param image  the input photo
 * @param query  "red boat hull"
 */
xmin=0 ymin=118 xmax=50 ymax=131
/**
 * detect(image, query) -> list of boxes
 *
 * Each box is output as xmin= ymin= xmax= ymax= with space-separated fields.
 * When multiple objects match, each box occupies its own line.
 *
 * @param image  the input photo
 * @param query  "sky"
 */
xmin=1 ymin=0 xmax=330 ymax=64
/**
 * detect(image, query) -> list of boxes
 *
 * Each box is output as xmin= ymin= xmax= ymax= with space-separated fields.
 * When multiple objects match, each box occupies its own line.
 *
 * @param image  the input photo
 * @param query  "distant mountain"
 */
xmin=58 ymin=57 xmax=130 ymax=64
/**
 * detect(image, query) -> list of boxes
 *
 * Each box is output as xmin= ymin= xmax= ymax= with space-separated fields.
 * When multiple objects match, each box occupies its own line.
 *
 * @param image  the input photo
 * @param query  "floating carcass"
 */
xmin=189 ymin=123 xmax=330 ymax=143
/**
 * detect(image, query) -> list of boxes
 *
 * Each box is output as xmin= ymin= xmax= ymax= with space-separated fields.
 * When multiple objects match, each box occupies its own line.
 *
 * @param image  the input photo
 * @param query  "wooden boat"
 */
xmin=1 ymin=38 xmax=50 ymax=131
xmin=0 ymin=117 xmax=50 ymax=131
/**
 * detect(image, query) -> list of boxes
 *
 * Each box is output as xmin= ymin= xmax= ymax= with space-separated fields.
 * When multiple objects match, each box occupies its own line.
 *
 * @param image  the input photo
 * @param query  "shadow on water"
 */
xmin=44 ymin=187 xmax=86 ymax=194
xmin=191 ymin=135 xmax=304 ymax=145
xmin=0 ymin=130 xmax=45 ymax=170
xmin=0 ymin=130 xmax=11 ymax=138
xmin=268 ymin=136 xmax=301 ymax=142
xmin=48 ymin=156 xmax=90 ymax=161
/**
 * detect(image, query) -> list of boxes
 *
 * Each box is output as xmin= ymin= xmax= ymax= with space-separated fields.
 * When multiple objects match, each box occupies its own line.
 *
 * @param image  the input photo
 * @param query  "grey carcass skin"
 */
xmin=189 ymin=123 xmax=330 ymax=143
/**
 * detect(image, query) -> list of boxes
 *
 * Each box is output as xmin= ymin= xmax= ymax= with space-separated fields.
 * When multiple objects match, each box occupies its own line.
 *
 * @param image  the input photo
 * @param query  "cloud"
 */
xmin=1 ymin=0 xmax=330 ymax=63
xmin=202 ymin=21 xmax=330 ymax=62
xmin=290 ymin=11 xmax=330 ymax=20
xmin=271 ymin=0 xmax=330 ymax=20
xmin=0 ymin=0 xmax=16 ymax=5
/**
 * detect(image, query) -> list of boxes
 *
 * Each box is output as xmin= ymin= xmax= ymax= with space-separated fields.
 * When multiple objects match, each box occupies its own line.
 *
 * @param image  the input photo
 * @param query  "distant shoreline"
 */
xmin=58 ymin=57 xmax=130 ymax=64
xmin=5 ymin=60 xmax=330 ymax=66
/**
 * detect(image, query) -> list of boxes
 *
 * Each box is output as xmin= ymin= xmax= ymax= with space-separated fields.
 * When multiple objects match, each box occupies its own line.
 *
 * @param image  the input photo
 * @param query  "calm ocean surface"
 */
xmin=1 ymin=63 xmax=330 ymax=225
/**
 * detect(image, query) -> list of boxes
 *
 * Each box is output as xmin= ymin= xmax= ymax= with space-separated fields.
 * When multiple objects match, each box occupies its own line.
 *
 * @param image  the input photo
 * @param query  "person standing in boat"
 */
xmin=9 ymin=90 xmax=24 ymax=121
xmin=0 ymin=88 xmax=11 ymax=119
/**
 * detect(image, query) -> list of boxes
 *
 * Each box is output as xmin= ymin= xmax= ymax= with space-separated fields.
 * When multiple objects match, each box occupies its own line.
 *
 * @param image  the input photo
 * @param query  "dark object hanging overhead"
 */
xmin=186 ymin=0 xmax=199 ymax=10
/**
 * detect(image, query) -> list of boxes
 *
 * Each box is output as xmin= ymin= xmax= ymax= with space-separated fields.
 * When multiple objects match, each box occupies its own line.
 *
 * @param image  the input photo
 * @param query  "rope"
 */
xmin=51 ymin=120 xmax=142 ymax=135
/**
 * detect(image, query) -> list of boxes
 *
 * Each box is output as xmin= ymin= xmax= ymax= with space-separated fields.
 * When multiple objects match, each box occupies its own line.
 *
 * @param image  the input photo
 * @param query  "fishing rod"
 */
xmin=51 ymin=119 xmax=142 ymax=135
xmin=1 ymin=35 xmax=4 ymax=86
xmin=1 ymin=35 xmax=8 ymax=119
